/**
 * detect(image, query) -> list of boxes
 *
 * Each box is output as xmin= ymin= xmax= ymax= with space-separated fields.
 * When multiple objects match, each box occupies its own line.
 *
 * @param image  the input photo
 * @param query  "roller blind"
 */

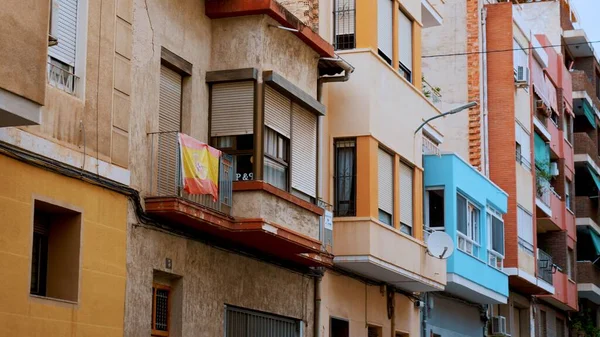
xmin=291 ymin=104 xmax=317 ymax=197
xmin=158 ymin=65 xmax=182 ymax=196
xmin=48 ymin=0 xmax=78 ymax=67
xmin=399 ymin=162 xmax=413 ymax=226
xmin=264 ymin=86 xmax=291 ymax=138
xmin=377 ymin=0 xmax=393 ymax=61
xmin=517 ymin=206 xmax=533 ymax=246
xmin=515 ymin=123 xmax=531 ymax=161
xmin=378 ymin=149 xmax=394 ymax=215
xmin=398 ymin=10 xmax=413 ymax=71
xmin=211 ymin=81 xmax=254 ymax=137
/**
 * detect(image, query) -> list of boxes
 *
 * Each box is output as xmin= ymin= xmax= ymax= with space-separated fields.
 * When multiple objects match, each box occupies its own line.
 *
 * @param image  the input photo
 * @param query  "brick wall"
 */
xmin=486 ymin=2 xmax=518 ymax=268
xmin=575 ymin=196 xmax=600 ymax=224
xmin=571 ymin=67 xmax=600 ymax=110
xmin=538 ymin=231 xmax=567 ymax=271
xmin=467 ymin=0 xmax=481 ymax=170
xmin=278 ymin=0 xmax=319 ymax=31
xmin=559 ymin=2 xmax=574 ymax=32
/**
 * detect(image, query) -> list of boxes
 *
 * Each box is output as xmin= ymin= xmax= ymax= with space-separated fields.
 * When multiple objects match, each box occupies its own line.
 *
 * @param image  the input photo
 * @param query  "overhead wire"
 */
xmin=423 ymin=40 xmax=600 ymax=58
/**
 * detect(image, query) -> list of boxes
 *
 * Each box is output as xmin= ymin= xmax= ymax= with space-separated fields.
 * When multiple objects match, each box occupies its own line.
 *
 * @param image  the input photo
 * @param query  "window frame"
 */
xmin=152 ymin=283 xmax=171 ymax=337
xmin=456 ymin=193 xmax=481 ymax=257
xmin=424 ymin=187 xmax=445 ymax=230
xmin=264 ymin=126 xmax=290 ymax=190
xmin=334 ymin=138 xmax=357 ymax=217
xmin=487 ymin=207 xmax=505 ymax=270
xmin=330 ymin=317 xmax=350 ymax=337
xmin=332 ymin=0 xmax=356 ymax=50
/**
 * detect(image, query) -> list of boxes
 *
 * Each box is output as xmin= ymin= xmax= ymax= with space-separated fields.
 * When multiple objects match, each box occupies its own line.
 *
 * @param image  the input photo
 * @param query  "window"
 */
xmin=334 ymin=139 xmax=356 ymax=216
xmin=425 ymin=188 xmax=444 ymax=229
xmin=211 ymin=81 xmax=255 ymax=181
xmin=377 ymin=0 xmax=393 ymax=64
xmin=29 ymin=200 xmax=81 ymax=302
xmin=152 ymin=284 xmax=170 ymax=336
xmin=291 ymin=103 xmax=318 ymax=200
xmin=368 ymin=325 xmax=382 ymax=337
xmin=226 ymin=306 xmax=302 ymax=337
xmin=264 ymin=127 xmax=289 ymax=190
xmin=515 ymin=122 xmax=531 ymax=170
xmin=47 ymin=0 xmax=79 ymax=94
xmin=331 ymin=318 xmax=349 ymax=337
xmin=399 ymin=162 xmax=413 ymax=235
xmin=567 ymin=248 xmax=575 ymax=279
xmin=563 ymin=113 xmax=573 ymax=143
xmin=378 ymin=148 xmax=394 ymax=226
xmin=487 ymin=208 xmax=504 ymax=270
xmin=398 ymin=9 xmax=413 ymax=82
xmin=333 ymin=0 xmax=355 ymax=50
xmin=457 ymin=194 xmax=480 ymax=256
xmin=517 ymin=206 xmax=534 ymax=254
xmin=565 ymin=179 xmax=572 ymax=211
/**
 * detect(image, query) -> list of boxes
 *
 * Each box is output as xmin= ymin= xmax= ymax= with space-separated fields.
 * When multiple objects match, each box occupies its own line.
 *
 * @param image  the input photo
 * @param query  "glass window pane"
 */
xmin=264 ymin=157 xmax=287 ymax=190
xmin=457 ymin=194 xmax=467 ymax=234
xmin=335 ymin=140 xmax=356 ymax=216
xmin=427 ymin=189 xmax=444 ymax=228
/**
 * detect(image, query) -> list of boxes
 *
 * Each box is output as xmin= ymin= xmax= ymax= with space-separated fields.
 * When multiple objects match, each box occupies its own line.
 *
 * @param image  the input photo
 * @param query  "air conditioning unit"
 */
xmin=490 ymin=316 xmax=508 ymax=336
xmin=515 ymin=66 xmax=530 ymax=87
xmin=550 ymin=162 xmax=559 ymax=176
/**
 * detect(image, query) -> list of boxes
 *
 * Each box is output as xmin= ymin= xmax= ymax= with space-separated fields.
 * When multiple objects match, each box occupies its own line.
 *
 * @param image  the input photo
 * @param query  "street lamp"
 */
xmin=414 ymin=101 xmax=479 ymax=135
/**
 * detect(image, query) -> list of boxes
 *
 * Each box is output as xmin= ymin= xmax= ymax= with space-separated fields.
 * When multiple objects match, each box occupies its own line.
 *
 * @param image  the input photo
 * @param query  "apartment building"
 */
xmin=562 ymin=13 xmax=600 ymax=335
xmin=422 ymin=0 xmax=578 ymax=336
xmin=0 ymin=0 xmax=131 ymax=335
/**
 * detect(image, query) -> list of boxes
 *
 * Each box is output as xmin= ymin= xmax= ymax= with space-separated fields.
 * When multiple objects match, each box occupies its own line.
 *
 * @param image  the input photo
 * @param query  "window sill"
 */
xmin=30 ymin=294 xmax=78 ymax=306
xmin=232 ymin=180 xmax=324 ymax=216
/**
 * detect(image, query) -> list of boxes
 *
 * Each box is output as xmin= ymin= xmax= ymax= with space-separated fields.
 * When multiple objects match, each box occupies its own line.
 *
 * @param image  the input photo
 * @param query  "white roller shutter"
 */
xmin=517 ymin=206 xmax=533 ymax=246
xmin=48 ymin=0 xmax=78 ymax=67
xmin=264 ymin=86 xmax=291 ymax=138
xmin=291 ymin=103 xmax=317 ymax=197
xmin=515 ymin=122 xmax=531 ymax=161
xmin=398 ymin=10 xmax=413 ymax=71
xmin=377 ymin=0 xmax=393 ymax=61
xmin=378 ymin=148 xmax=394 ymax=215
xmin=399 ymin=162 xmax=413 ymax=226
xmin=158 ymin=65 xmax=182 ymax=196
xmin=211 ymin=81 xmax=254 ymax=137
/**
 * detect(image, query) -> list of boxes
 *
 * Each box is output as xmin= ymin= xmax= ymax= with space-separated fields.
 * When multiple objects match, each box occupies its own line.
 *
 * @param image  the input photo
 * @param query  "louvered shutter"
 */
xmin=264 ymin=86 xmax=291 ymax=138
xmin=158 ymin=65 xmax=182 ymax=196
xmin=48 ymin=0 xmax=78 ymax=67
xmin=377 ymin=0 xmax=393 ymax=61
xmin=398 ymin=10 xmax=412 ymax=71
xmin=291 ymin=104 xmax=317 ymax=197
xmin=399 ymin=162 xmax=413 ymax=227
xmin=378 ymin=149 xmax=394 ymax=215
xmin=211 ymin=81 xmax=254 ymax=137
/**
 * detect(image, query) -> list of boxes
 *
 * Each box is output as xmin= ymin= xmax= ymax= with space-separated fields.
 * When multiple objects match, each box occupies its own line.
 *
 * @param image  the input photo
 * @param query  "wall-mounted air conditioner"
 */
xmin=515 ymin=66 xmax=530 ymax=87
xmin=490 ymin=316 xmax=508 ymax=336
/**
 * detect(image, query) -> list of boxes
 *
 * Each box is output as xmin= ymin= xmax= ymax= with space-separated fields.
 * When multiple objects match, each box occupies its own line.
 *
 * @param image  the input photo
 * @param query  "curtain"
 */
xmin=335 ymin=141 xmax=355 ymax=216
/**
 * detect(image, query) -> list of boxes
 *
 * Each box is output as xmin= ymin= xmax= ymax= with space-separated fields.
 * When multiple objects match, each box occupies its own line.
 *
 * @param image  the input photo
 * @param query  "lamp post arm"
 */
xmin=413 ymin=102 xmax=478 ymax=135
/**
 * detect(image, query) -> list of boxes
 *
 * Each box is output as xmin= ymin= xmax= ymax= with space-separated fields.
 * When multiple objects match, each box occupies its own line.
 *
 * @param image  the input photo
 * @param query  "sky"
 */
xmin=571 ymin=0 xmax=600 ymax=49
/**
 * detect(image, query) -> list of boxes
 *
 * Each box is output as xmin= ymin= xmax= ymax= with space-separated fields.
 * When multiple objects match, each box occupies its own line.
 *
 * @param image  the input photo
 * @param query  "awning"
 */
xmin=587 ymin=165 xmax=600 ymax=192
xmin=534 ymin=133 xmax=550 ymax=167
xmin=582 ymin=99 xmax=596 ymax=129
xmin=590 ymin=228 xmax=600 ymax=257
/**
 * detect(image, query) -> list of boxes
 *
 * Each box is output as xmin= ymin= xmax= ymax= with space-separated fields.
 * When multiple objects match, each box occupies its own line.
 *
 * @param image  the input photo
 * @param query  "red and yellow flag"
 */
xmin=178 ymin=133 xmax=221 ymax=201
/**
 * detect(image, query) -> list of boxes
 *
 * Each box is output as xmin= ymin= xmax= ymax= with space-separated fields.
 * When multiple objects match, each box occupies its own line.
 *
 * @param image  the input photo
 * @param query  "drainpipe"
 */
xmin=314 ymin=272 xmax=323 ymax=337
xmin=481 ymin=6 xmax=490 ymax=177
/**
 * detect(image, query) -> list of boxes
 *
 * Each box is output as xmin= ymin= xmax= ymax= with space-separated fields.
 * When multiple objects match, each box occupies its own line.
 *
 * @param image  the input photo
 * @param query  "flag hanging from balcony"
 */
xmin=178 ymin=133 xmax=221 ymax=201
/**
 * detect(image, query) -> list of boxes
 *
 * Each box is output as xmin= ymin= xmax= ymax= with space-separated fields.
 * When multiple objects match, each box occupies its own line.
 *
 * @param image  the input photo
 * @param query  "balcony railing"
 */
xmin=536 ymin=174 xmax=552 ymax=209
xmin=537 ymin=248 xmax=554 ymax=285
xmin=457 ymin=232 xmax=480 ymax=258
xmin=516 ymin=148 xmax=532 ymax=170
xmin=422 ymin=135 xmax=441 ymax=155
xmin=47 ymin=61 xmax=78 ymax=95
xmin=148 ymin=132 xmax=233 ymax=215
xmin=422 ymin=79 xmax=442 ymax=108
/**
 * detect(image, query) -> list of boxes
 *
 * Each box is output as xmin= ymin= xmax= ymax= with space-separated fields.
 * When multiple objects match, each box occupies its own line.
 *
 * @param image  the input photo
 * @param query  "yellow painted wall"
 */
xmin=0 ymin=155 xmax=127 ymax=337
xmin=320 ymin=272 xmax=421 ymax=337
xmin=357 ymin=136 xmax=379 ymax=219
xmin=356 ymin=0 xmax=378 ymax=50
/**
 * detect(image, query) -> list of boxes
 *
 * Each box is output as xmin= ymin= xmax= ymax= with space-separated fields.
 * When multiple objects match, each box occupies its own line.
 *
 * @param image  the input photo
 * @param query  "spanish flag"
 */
xmin=178 ymin=133 xmax=221 ymax=201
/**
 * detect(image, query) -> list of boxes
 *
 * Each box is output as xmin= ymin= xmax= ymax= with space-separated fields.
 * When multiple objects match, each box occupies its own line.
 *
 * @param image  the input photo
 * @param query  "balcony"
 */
xmin=424 ymin=153 xmax=509 ymax=303
xmin=422 ymin=0 xmax=443 ymax=28
xmin=333 ymin=218 xmax=446 ymax=292
xmin=535 ymin=175 xmax=552 ymax=217
xmin=537 ymin=248 xmax=554 ymax=286
xmin=144 ymin=132 xmax=332 ymax=267
xmin=539 ymin=270 xmax=578 ymax=311
xmin=574 ymin=132 xmax=599 ymax=166
xmin=537 ymin=189 xmax=563 ymax=232
xmin=577 ymin=261 xmax=600 ymax=305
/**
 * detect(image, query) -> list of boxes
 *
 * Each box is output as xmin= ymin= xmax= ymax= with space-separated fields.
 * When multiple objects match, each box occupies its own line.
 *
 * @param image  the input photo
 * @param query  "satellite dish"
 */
xmin=426 ymin=231 xmax=455 ymax=259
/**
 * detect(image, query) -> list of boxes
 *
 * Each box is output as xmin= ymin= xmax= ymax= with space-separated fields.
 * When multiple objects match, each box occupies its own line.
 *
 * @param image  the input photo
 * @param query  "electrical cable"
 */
xmin=423 ymin=40 xmax=600 ymax=58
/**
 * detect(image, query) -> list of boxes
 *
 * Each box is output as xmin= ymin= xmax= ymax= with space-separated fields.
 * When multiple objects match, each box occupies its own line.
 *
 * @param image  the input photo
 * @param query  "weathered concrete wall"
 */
xmin=125 ymin=224 xmax=315 ymax=337
xmin=211 ymin=15 xmax=319 ymax=96
xmin=421 ymin=0 xmax=470 ymax=161
xmin=232 ymin=190 xmax=320 ymax=239
xmin=0 ymin=0 xmax=49 ymax=105
xmin=519 ymin=2 xmax=562 ymax=54
xmin=279 ymin=0 xmax=319 ymax=32
xmin=319 ymin=272 xmax=421 ymax=337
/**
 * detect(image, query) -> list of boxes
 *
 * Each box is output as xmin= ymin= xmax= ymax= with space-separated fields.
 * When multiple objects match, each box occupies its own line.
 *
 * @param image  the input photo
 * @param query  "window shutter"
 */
xmin=158 ymin=65 xmax=182 ymax=196
xmin=515 ymin=123 xmax=530 ymax=159
xmin=264 ymin=86 xmax=291 ymax=138
xmin=398 ymin=10 xmax=413 ymax=71
xmin=377 ymin=0 xmax=393 ymax=60
xmin=211 ymin=81 xmax=254 ymax=137
xmin=399 ymin=162 xmax=413 ymax=226
xmin=517 ymin=207 xmax=533 ymax=245
xmin=291 ymin=104 xmax=317 ymax=197
xmin=48 ymin=0 xmax=78 ymax=67
xmin=378 ymin=149 xmax=394 ymax=215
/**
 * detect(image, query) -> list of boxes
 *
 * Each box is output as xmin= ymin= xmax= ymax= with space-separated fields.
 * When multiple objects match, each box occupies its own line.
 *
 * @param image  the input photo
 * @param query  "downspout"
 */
xmin=313 ymin=56 xmax=354 ymax=337
xmin=481 ymin=6 xmax=490 ymax=177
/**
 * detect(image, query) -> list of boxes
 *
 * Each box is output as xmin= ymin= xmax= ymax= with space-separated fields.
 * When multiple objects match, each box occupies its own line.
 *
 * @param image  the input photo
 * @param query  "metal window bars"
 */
xmin=148 ymin=132 xmax=233 ymax=215
xmin=333 ymin=0 xmax=356 ymax=50
xmin=47 ymin=61 xmax=78 ymax=95
xmin=422 ymin=135 xmax=441 ymax=156
xmin=515 ymin=148 xmax=532 ymax=170
xmin=537 ymin=248 xmax=554 ymax=285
